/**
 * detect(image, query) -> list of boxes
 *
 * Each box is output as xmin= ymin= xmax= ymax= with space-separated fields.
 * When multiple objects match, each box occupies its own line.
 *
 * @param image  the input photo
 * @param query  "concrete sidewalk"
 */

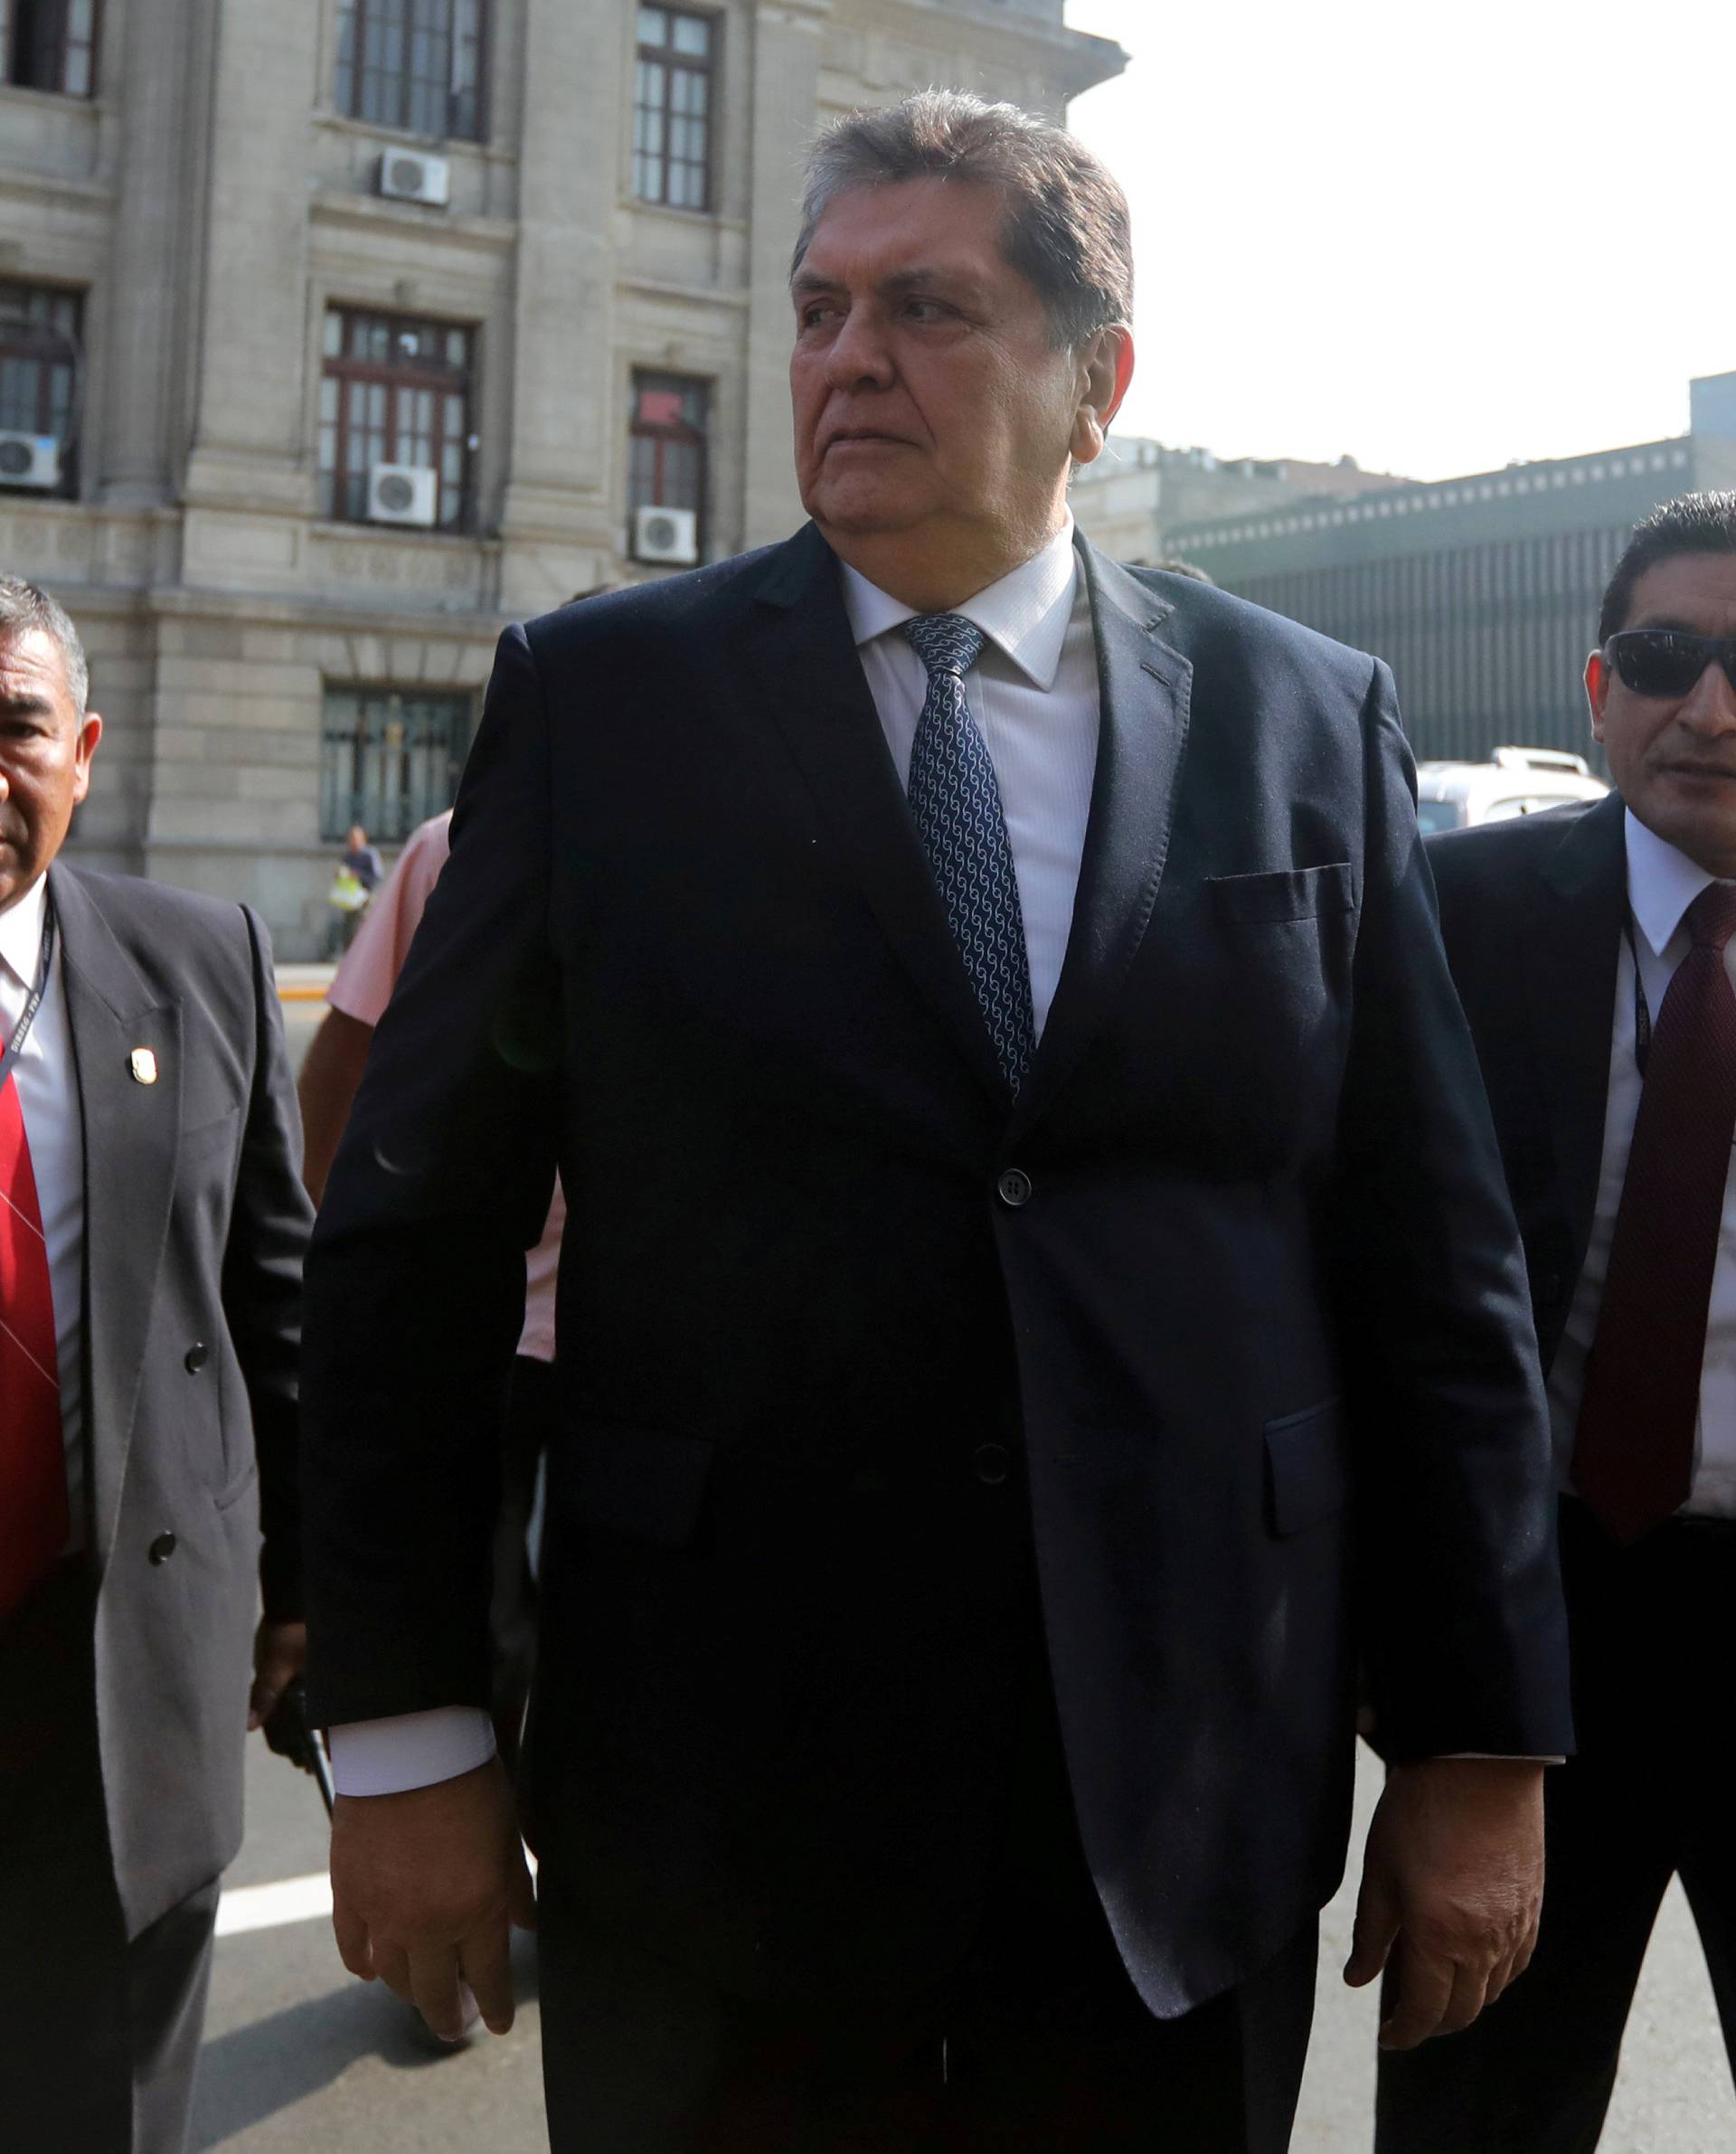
xmin=276 ymin=964 xmax=337 ymax=1004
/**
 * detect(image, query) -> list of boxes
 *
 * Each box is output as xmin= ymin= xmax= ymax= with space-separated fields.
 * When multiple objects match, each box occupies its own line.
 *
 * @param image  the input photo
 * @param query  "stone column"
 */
xmin=96 ymin=0 xmax=214 ymax=507
xmin=181 ymin=0 xmax=320 ymax=538
xmin=741 ymin=1 xmax=828 ymax=550
xmin=496 ymin=0 xmax=621 ymax=609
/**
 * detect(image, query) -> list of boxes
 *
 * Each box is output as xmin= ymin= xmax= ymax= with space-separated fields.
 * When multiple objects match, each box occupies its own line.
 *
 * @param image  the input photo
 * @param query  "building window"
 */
xmin=0 ymin=284 xmax=81 ymax=496
xmin=627 ymin=373 xmax=708 ymax=558
xmin=320 ymin=686 xmax=472 ymax=843
xmin=2 ymin=0 xmax=99 ymax=94
xmin=317 ymin=307 xmax=475 ymax=530
xmin=633 ymin=6 xmax=714 ymax=210
xmin=334 ymin=0 xmax=486 ymax=141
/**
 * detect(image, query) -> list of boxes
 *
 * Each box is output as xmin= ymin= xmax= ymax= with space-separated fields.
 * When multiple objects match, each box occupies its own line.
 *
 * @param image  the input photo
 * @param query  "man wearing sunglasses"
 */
xmin=1377 ymin=489 xmax=1736 ymax=2152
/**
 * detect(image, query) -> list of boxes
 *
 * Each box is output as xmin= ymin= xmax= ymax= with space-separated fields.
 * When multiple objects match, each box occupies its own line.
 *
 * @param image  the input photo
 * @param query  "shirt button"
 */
xmin=996 ymin=1168 xmax=1033 ymax=1208
xmin=973 ymin=1441 xmax=1010 ymax=1487
xmin=184 ymin=1343 xmax=208 ymax=1374
xmin=148 ymin=1532 xmax=177 ymax=1565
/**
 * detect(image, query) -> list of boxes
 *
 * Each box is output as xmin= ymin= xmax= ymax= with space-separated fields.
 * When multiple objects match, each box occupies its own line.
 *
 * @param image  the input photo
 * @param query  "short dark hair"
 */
xmin=790 ymin=90 xmax=1133 ymax=351
xmin=1598 ymin=491 xmax=1736 ymax=645
xmin=0 ymin=574 xmax=89 ymax=715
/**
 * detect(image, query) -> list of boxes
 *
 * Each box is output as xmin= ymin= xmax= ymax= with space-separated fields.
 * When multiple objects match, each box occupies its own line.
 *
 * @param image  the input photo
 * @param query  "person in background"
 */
xmin=299 ymin=807 xmax=561 ymax=1773
xmin=300 ymin=92 xmax=1570 ymax=2153
xmin=1378 ymin=492 xmax=1736 ymax=2151
xmin=0 ymin=576 xmax=310 ymax=2153
xmin=326 ymin=821 xmax=383 ymax=956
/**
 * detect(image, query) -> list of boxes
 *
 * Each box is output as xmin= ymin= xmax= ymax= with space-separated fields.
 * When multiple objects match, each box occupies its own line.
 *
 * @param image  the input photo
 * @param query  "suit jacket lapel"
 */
xmin=1009 ymin=539 xmax=1192 ymax=1138
xmin=1525 ymin=793 xmax=1626 ymax=1315
xmin=52 ymin=866 xmax=182 ymax=1570
xmin=749 ymin=524 xmax=1009 ymax=1104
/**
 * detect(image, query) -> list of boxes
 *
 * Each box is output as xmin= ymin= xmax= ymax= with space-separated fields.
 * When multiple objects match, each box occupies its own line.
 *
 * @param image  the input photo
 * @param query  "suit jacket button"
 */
xmin=184 ymin=1343 xmax=208 ymax=1374
xmin=973 ymin=1442 xmax=1010 ymax=1486
xmin=996 ymin=1168 xmax=1033 ymax=1208
xmin=148 ymin=1532 xmax=177 ymax=1564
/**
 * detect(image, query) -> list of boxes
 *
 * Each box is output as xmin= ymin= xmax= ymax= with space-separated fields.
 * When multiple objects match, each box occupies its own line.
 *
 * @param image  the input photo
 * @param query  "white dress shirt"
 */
xmin=1547 ymin=808 xmax=1736 ymax=1520
xmin=329 ymin=520 xmax=1104 ymax=1797
xmin=0 ymin=872 xmax=84 ymax=1554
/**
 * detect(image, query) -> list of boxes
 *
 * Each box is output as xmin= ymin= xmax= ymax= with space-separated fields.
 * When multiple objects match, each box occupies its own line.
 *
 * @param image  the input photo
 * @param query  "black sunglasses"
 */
xmin=1603 ymin=629 xmax=1736 ymax=699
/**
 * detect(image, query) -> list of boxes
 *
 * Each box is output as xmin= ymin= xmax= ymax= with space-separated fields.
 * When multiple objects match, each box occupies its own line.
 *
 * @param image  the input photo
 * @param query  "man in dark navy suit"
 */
xmin=1380 ymin=496 xmax=1736 ymax=2150
xmin=302 ymin=92 xmax=1571 ymax=2153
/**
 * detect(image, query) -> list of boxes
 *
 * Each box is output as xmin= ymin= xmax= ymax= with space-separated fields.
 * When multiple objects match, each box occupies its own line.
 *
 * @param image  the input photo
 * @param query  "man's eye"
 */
xmin=904 ymin=299 xmax=950 ymax=322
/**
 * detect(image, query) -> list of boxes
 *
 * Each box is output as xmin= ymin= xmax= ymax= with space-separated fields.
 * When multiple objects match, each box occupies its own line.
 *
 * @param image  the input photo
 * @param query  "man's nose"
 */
xmin=823 ymin=305 xmax=895 ymax=391
xmin=1677 ymin=653 xmax=1736 ymax=735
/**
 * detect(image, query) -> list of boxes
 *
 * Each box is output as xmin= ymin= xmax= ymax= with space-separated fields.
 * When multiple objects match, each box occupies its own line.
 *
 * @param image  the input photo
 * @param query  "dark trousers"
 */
xmin=539 ymin=1661 xmax=1317 ymax=2152
xmin=1376 ymin=1500 xmax=1736 ymax=2153
xmin=0 ymin=1562 xmax=220 ymax=2154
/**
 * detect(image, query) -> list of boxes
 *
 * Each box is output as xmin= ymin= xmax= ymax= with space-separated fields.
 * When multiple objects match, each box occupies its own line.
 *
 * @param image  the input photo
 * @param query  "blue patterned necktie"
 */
xmin=901 ymin=612 xmax=1037 ymax=1094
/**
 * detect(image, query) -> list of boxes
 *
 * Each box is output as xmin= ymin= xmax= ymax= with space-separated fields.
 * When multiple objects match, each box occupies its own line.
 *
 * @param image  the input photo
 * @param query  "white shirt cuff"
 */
xmin=327 ymin=1706 xmax=498 ymax=1797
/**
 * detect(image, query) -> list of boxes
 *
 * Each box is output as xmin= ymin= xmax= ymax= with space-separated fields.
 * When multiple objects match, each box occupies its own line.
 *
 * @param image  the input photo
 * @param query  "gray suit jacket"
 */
xmin=49 ymin=865 xmax=310 ymax=1938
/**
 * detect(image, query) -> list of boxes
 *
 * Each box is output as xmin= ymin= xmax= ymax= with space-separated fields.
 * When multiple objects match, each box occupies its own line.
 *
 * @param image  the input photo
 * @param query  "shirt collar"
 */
xmin=838 ymin=517 xmax=1079 ymax=692
xmin=1625 ymin=807 xmax=1725 ymax=959
xmin=0 ymin=871 xmax=49 ymax=995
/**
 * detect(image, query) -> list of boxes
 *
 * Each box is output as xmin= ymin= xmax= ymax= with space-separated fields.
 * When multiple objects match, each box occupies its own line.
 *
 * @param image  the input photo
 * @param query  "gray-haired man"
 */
xmin=302 ymin=93 xmax=1571 ymax=2151
xmin=0 ymin=578 xmax=311 ymax=2151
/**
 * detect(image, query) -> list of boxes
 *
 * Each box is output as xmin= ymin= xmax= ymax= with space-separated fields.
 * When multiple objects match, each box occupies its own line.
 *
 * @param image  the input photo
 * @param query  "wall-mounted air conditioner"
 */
xmin=367 ymin=463 xmax=439 ymax=527
xmin=0 ymin=434 xmax=61 ymax=490
xmin=377 ymin=150 xmax=450 ymax=208
xmin=632 ymin=504 xmax=699 ymax=565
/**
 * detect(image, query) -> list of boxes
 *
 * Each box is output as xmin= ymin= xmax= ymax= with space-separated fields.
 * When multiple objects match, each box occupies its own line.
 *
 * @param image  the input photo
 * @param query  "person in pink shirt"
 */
xmin=298 ymin=810 xmax=562 ymax=1771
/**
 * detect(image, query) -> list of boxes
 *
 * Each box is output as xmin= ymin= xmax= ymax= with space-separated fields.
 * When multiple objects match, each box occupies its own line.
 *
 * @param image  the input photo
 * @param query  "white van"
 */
xmin=1414 ymin=747 xmax=1608 ymax=836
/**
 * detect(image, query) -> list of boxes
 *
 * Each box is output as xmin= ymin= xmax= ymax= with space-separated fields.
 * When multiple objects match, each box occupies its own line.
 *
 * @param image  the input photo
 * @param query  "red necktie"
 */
xmin=0 ymin=1066 xmax=66 ymax=1619
xmin=1573 ymin=882 xmax=1736 ymax=1543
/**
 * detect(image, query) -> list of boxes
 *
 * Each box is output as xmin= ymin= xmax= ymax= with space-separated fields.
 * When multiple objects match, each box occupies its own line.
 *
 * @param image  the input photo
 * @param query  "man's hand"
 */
xmin=1344 ymin=1757 xmax=1545 ymax=2050
xmin=249 ymin=1619 xmax=308 ymax=1732
xmin=330 ymin=1757 xmax=536 ymax=2042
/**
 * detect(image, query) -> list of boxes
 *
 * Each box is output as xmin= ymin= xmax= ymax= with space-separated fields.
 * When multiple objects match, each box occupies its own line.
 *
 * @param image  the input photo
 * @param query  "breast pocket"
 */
xmin=1135 ymin=864 xmax=1358 ymax=1167
xmin=1203 ymin=861 xmax=1358 ymax=926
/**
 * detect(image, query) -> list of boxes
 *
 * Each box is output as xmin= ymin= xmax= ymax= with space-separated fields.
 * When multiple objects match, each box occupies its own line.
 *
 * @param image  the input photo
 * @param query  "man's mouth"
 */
xmin=1663 ymin=761 xmax=1736 ymax=781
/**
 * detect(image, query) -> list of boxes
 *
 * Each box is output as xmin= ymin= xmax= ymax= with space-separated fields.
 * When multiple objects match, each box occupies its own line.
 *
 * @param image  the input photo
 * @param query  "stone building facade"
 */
xmin=0 ymin=0 xmax=1124 ymax=952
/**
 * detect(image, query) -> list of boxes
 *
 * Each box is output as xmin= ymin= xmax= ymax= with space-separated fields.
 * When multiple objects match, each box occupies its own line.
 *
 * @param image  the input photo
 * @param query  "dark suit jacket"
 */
xmin=1426 ymin=792 xmax=1628 ymax=1401
xmin=302 ymin=526 xmax=1571 ymax=2017
xmin=35 ymin=866 xmax=311 ymax=1938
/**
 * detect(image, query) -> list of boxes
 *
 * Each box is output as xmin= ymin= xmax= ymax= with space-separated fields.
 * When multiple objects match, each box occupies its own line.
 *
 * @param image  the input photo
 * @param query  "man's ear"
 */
xmin=71 ymin=711 xmax=102 ymax=806
xmin=1584 ymin=652 xmax=1609 ymax=744
xmin=1071 ymin=325 xmax=1135 ymax=469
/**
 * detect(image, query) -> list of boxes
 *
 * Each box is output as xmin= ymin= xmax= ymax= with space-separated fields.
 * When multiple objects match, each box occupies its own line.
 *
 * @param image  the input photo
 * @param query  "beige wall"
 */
xmin=0 ymin=0 xmax=1124 ymax=954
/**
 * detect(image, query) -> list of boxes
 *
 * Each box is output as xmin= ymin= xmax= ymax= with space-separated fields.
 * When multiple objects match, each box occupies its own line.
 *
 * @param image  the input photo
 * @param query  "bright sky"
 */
xmin=1062 ymin=0 xmax=1736 ymax=481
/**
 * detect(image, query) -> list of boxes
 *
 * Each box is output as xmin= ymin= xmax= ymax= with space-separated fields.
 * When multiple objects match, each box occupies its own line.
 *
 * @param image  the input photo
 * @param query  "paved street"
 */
xmin=199 ymin=1730 xmax=1734 ymax=2151
xmin=247 ymin=977 xmax=1734 ymax=2148
xmin=276 ymin=969 xmax=332 ymax=1077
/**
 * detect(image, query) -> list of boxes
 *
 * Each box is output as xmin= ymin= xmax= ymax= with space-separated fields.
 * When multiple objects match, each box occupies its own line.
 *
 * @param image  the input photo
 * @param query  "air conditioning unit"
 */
xmin=367 ymin=463 xmax=439 ymax=527
xmin=632 ymin=504 xmax=699 ymax=566
xmin=0 ymin=434 xmax=61 ymax=490
xmin=377 ymin=149 xmax=450 ymax=208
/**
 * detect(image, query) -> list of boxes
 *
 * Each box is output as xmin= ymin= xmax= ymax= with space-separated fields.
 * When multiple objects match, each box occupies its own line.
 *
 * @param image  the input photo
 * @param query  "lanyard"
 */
xmin=0 ymin=891 xmax=56 ymax=1093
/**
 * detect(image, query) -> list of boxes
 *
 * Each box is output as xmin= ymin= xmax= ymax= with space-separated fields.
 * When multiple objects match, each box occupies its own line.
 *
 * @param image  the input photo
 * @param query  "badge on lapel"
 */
xmin=129 ymin=1047 xmax=158 ymax=1085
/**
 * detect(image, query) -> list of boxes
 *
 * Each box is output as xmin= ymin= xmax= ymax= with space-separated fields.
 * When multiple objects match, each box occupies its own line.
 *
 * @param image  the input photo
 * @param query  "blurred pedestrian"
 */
xmin=0 ymin=578 xmax=311 ymax=2153
xmin=298 ymin=807 xmax=562 ymax=1772
xmin=301 ymin=91 xmax=1568 ymax=2152
xmin=326 ymin=821 xmax=382 ymax=956
xmin=1378 ymin=491 xmax=1736 ymax=2151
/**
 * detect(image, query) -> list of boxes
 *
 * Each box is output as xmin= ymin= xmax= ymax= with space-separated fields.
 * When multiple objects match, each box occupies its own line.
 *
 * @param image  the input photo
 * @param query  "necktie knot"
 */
xmin=901 ymin=613 xmax=986 ymax=684
xmin=1686 ymin=883 xmax=1736 ymax=952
